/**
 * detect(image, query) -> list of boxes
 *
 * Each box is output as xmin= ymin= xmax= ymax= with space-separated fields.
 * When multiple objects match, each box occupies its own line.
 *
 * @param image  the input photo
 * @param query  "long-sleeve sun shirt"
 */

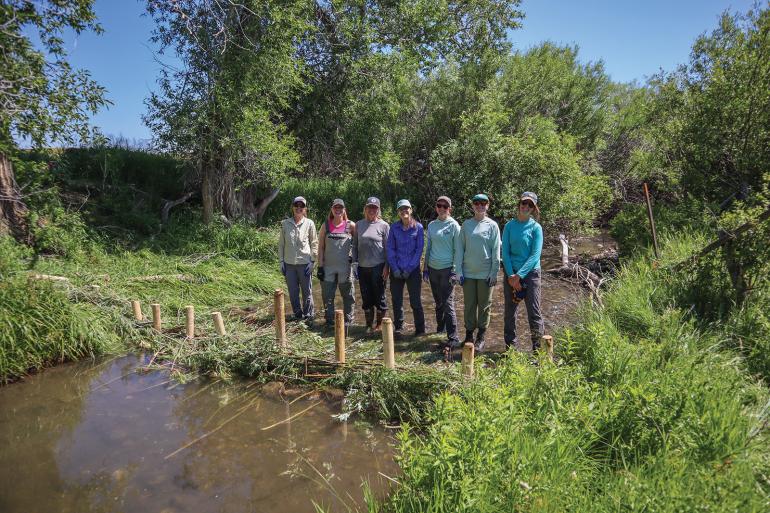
xmin=502 ymin=217 xmax=543 ymax=279
xmin=426 ymin=216 xmax=460 ymax=270
xmin=278 ymin=217 xmax=318 ymax=265
xmin=386 ymin=220 xmax=424 ymax=274
xmin=453 ymin=217 xmax=501 ymax=280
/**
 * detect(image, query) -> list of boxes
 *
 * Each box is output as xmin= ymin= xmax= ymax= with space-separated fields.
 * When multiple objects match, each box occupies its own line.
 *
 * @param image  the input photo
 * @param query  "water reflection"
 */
xmin=0 ymin=356 xmax=396 ymax=513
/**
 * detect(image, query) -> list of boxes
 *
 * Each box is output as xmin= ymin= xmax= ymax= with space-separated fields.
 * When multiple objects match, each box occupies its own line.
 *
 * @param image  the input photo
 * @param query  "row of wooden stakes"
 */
xmin=130 ymin=289 xmax=554 ymax=378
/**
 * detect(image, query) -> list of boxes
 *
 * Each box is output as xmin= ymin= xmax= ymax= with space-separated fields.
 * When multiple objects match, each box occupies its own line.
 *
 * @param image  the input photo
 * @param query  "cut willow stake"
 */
xmin=212 ymin=311 xmax=226 ymax=336
xmin=151 ymin=303 xmax=161 ymax=331
xmin=274 ymin=289 xmax=287 ymax=349
xmin=185 ymin=305 xmax=195 ymax=339
xmin=462 ymin=343 xmax=475 ymax=378
xmin=382 ymin=317 xmax=395 ymax=369
xmin=334 ymin=309 xmax=346 ymax=364
xmin=542 ymin=335 xmax=554 ymax=361
xmin=131 ymin=300 xmax=143 ymax=321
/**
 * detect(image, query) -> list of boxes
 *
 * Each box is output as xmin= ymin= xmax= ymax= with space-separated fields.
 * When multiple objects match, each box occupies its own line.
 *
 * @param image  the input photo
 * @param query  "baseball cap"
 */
xmin=472 ymin=193 xmax=489 ymax=203
xmin=396 ymin=199 xmax=412 ymax=210
xmin=331 ymin=198 xmax=345 ymax=207
xmin=292 ymin=196 xmax=307 ymax=206
xmin=436 ymin=195 xmax=452 ymax=207
xmin=365 ymin=197 xmax=381 ymax=208
xmin=520 ymin=191 xmax=538 ymax=205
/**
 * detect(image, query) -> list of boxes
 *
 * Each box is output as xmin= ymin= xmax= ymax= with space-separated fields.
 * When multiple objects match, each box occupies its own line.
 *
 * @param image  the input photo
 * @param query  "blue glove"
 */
xmin=422 ymin=269 xmax=430 ymax=282
xmin=487 ymin=275 xmax=498 ymax=287
xmin=459 ymin=275 xmax=465 ymax=286
xmin=304 ymin=261 xmax=313 ymax=277
xmin=449 ymin=272 xmax=459 ymax=286
xmin=280 ymin=261 xmax=286 ymax=276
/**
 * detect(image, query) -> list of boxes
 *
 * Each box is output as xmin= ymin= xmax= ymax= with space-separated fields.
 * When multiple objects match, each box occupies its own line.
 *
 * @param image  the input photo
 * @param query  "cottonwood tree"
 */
xmin=145 ymin=0 xmax=308 ymax=223
xmin=0 ymin=0 xmax=107 ymax=241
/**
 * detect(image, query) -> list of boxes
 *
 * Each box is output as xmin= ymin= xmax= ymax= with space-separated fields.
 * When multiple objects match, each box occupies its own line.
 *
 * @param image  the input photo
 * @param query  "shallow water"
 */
xmin=0 ymin=355 xmax=396 ymax=513
xmin=312 ymin=231 xmax=615 ymax=352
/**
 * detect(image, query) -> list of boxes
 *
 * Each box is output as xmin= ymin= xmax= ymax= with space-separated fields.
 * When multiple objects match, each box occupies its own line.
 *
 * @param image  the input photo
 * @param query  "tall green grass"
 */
xmin=373 ymin=236 xmax=770 ymax=512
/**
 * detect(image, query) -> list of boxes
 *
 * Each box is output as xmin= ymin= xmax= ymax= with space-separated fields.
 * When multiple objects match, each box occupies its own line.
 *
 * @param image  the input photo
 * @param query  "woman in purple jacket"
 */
xmin=386 ymin=199 xmax=425 ymax=337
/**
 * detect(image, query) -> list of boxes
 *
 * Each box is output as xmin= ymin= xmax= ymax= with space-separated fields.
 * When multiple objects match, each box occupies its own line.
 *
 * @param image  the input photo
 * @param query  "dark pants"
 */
xmin=390 ymin=268 xmax=425 ymax=333
xmin=359 ymin=263 xmax=388 ymax=313
xmin=503 ymin=268 xmax=544 ymax=349
xmin=428 ymin=266 xmax=459 ymax=344
xmin=285 ymin=263 xmax=314 ymax=320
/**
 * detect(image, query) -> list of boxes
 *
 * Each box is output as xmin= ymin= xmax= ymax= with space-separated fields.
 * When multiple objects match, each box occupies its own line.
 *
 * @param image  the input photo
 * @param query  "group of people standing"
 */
xmin=277 ymin=192 xmax=544 ymax=353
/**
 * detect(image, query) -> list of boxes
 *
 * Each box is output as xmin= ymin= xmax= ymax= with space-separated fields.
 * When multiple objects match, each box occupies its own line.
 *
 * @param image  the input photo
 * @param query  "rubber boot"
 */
xmin=463 ymin=329 xmax=474 ymax=344
xmin=374 ymin=309 xmax=385 ymax=332
xmin=474 ymin=328 xmax=487 ymax=353
xmin=364 ymin=308 xmax=375 ymax=334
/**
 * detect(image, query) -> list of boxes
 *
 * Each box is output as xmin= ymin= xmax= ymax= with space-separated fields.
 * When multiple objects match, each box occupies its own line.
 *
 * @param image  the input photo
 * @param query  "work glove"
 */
xmin=449 ymin=272 xmax=459 ymax=286
xmin=280 ymin=261 xmax=286 ymax=276
xmin=352 ymin=262 xmax=359 ymax=281
xmin=392 ymin=269 xmax=402 ymax=280
xmin=422 ymin=269 xmax=430 ymax=283
xmin=486 ymin=275 xmax=498 ymax=287
xmin=459 ymin=275 xmax=465 ymax=286
xmin=317 ymin=266 xmax=325 ymax=281
xmin=304 ymin=261 xmax=313 ymax=277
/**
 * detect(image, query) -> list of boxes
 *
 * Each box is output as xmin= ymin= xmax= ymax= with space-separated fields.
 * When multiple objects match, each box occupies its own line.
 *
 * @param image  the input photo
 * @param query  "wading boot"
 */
xmin=374 ymin=310 xmax=385 ymax=332
xmin=364 ymin=308 xmax=375 ymax=335
xmin=474 ymin=328 xmax=487 ymax=353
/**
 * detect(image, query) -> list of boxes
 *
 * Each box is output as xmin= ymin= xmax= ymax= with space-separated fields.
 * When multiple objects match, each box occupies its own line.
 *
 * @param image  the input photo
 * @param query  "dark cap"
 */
xmin=365 ymin=196 xmax=381 ymax=208
xmin=520 ymin=191 xmax=538 ymax=205
xmin=332 ymin=198 xmax=345 ymax=207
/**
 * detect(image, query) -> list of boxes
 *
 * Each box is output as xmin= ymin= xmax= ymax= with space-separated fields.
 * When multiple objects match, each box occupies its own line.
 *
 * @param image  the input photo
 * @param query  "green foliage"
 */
xmin=432 ymin=112 xmax=610 ymax=234
xmin=378 ymin=243 xmax=770 ymax=512
xmin=0 ymin=0 xmax=107 ymax=149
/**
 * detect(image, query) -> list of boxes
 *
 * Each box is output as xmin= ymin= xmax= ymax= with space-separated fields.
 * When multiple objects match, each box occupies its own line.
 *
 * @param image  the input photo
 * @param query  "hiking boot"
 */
xmin=374 ymin=310 xmax=385 ymax=332
xmin=463 ymin=329 xmax=474 ymax=344
xmin=414 ymin=328 xmax=426 ymax=337
xmin=394 ymin=329 xmax=403 ymax=340
xmin=474 ymin=328 xmax=487 ymax=353
xmin=364 ymin=308 xmax=375 ymax=334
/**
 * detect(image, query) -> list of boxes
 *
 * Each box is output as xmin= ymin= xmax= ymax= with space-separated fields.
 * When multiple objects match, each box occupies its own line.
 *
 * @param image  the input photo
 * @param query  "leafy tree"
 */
xmin=0 ymin=0 xmax=107 ymax=241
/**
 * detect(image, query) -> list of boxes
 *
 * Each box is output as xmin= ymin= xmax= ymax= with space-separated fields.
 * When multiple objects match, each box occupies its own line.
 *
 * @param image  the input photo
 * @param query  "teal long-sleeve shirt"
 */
xmin=453 ymin=217 xmax=501 ymax=280
xmin=502 ymin=217 xmax=543 ymax=278
xmin=425 ymin=216 xmax=461 ymax=270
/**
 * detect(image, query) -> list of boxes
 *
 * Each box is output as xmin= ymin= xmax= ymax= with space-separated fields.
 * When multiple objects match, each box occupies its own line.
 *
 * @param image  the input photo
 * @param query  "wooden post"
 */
xmin=131 ymin=300 xmax=143 ymax=321
xmin=382 ymin=317 xmax=395 ymax=369
xmin=643 ymin=183 xmax=660 ymax=259
xmin=185 ymin=305 xmax=195 ymax=339
xmin=542 ymin=335 xmax=554 ymax=361
xmin=151 ymin=303 xmax=161 ymax=331
xmin=274 ymin=289 xmax=287 ymax=349
xmin=334 ymin=309 xmax=346 ymax=364
xmin=212 ymin=312 xmax=226 ymax=336
xmin=462 ymin=343 xmax=475 ymax=378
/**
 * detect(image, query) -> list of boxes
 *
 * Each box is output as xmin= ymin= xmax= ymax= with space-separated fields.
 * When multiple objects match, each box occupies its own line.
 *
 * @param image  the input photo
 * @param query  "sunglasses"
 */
xmin=435 ymin=203 xmax=449 ymax=209
xmin=473 ymin=201 xmax=488 ymax=206
xmin=293 ymin=203 xmax=306 ymax=208
xmin=332 ymin=205 xmax=344 ymax=209
xmin=520 ymin=201 xmax=534 ymax=208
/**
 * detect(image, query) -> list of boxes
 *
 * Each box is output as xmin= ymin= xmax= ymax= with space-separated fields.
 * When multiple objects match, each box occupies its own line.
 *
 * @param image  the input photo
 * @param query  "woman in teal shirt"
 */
xmin=502 ymin=191 xmax=544 ymax=351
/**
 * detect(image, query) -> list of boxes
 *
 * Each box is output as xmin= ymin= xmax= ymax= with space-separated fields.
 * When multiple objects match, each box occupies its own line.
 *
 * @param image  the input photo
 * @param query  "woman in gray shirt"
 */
xmin=355 ymin=197 xmax=390 ymax=334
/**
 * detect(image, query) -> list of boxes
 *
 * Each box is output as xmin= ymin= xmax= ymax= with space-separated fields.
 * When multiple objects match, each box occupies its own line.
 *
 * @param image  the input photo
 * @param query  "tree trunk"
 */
xmin=0 ymin=152 xmax=30 ymax=243
xmin=201 ymin=156 xmax=213 ymax=224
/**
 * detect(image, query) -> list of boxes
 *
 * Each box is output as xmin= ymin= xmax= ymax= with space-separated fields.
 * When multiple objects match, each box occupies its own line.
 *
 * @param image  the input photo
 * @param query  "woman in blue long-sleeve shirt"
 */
xmin=386 ymin=199 xmax=425 ymax=337
xmin=502 ymin=191 xmax=544 ymax=351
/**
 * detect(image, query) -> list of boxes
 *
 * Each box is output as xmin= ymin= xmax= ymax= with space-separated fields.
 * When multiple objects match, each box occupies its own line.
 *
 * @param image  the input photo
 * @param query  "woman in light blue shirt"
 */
xmin=502 ymin=191 xmax=544 ymax=351
xmin=422 ymin=195 xmax=461 ymax=349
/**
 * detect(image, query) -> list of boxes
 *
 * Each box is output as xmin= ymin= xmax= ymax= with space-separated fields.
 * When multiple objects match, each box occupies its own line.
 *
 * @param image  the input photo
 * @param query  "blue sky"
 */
xmin=61 ymin=0 xmax=755 ymax=143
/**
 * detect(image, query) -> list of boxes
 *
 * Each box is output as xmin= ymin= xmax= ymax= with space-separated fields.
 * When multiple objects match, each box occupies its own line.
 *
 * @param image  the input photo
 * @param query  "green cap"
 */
xmin=472 ymin=193 xmax=489 ymax=203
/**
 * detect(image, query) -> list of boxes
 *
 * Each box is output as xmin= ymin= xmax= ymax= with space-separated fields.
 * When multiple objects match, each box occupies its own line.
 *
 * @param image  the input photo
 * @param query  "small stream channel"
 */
xmin=0 ymin=355 xmax=396 ymax=513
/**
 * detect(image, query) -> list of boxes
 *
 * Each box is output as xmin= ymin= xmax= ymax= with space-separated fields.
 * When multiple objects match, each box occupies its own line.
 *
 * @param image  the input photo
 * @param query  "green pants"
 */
xmin=463 ymin=278 xmax=494 ymax=331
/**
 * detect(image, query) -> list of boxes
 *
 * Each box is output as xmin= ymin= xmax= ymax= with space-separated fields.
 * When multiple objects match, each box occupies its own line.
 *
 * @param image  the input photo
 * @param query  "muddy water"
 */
xmin=313 ymin=231 xmax=616 ymax=352
xmin=0 ymin=355 xmax=396 ymax=513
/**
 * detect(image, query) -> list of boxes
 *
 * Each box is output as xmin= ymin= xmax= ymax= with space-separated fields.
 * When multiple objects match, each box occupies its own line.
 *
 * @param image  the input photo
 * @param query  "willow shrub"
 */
xmin=377 ymin=244 xmax=770 ymax=512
